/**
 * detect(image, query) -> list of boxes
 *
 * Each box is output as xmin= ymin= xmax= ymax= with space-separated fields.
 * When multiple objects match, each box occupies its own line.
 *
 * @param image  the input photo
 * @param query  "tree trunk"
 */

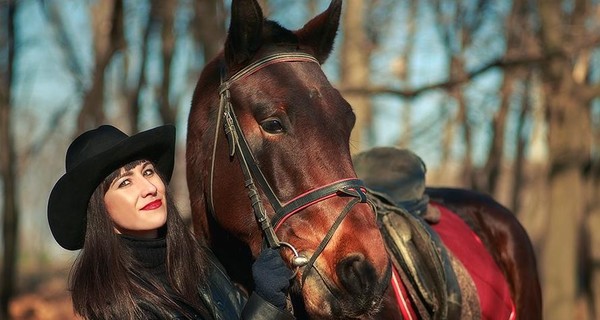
xmin=76 ymin=0 xmax=124 ymax=136
xmin=156 ymin=0 xmax=177 ymax=125
xmin=0 ymin=2 xmax=18 ymax=319
xmin=341 ymin=0 xmax=372 ymax=154
xmin=480 ymin=75 xmax=511 ymax=195
xmin=537 ymin=0 xmax=591 ymax=318
xmin=124 ymin=2 xmax=154 ymax=133
xmin=193 ymin=0 xmax=226 ymax=62
xmin=510 ymin=72 xmax=532 ymax=214
xmin=451 ymin=63 xmax=473 ymax=188
xmin=507 ymin=0 xmax=535 ymax=213
xmin=439 ymin=106 xmax=455 ymax=181
xmin=396 ymin=0 xmax=417 ymax=149
xmin=586 ymin=158 xmax=600 ymax=319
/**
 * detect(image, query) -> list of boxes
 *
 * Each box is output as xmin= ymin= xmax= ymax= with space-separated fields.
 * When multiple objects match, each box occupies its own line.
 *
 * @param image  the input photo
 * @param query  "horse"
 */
xmin=187 ymin=1 xmax=391 ymax=318
xmin=186 ymin=0 xmax=541 ymax=319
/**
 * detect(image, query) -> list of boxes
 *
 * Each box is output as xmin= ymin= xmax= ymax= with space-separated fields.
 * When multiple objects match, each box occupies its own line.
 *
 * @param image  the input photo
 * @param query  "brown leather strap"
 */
xmin=372 ymin=193 xmax=463 ymax=320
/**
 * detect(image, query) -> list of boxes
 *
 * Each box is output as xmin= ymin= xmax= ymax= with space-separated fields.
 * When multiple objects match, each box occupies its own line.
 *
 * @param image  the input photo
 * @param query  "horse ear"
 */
xmin=296 ymin=0 xmax=342 ymax=64
xmin=225 ymin=0 xmax=264 ymax=66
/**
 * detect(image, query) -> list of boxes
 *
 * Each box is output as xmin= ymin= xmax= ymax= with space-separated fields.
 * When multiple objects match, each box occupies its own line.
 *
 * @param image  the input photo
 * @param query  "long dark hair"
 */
xmin=69 ymin=160 xmax=212 ymax=319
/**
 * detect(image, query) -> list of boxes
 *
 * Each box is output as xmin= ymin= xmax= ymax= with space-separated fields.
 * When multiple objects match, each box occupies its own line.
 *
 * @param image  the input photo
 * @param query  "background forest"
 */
xmin=1 ymin=0 xmax=599 ymax=319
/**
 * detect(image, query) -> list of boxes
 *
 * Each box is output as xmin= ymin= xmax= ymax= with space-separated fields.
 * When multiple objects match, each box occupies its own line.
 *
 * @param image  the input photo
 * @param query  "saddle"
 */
xmin=369 ymin=190 xmax=463 ymax=320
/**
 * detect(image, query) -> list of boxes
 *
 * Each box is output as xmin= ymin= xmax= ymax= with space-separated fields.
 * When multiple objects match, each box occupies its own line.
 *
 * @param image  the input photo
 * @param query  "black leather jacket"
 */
xmin=199 ymin=250 xmax=295 ymax=320
xmin=142 ymin=250 xmax=294 ymax=320
xmin=124 ymin=235 xmax=293 ymax=320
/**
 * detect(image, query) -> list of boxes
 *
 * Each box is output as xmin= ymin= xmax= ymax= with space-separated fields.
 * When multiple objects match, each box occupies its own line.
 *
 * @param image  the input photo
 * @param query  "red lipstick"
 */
xmin=142 ymin=199 xmax=162 ymax=210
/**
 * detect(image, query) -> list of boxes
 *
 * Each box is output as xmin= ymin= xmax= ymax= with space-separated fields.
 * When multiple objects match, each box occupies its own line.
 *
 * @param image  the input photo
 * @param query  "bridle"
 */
xmin=209 ymin=52 xmax=372 ymax=284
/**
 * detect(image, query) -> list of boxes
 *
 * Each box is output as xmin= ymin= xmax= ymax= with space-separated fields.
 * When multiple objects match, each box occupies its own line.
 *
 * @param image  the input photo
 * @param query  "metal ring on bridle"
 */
xmin=279 ymin=241 xmax=308 ymax=278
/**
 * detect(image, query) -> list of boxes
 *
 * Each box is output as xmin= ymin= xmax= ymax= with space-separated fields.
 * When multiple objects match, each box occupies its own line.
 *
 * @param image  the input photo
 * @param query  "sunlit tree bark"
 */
xmin=341 ymin=0 xmax=372 ymax=153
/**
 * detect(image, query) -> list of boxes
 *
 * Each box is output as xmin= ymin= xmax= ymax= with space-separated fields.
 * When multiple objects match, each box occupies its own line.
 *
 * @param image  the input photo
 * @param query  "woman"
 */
xmin=47 ymin=124 xmax=294 ymax=319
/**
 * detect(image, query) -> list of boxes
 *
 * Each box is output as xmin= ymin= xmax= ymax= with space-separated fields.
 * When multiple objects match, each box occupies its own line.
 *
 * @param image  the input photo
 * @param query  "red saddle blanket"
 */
xmin=429 ymin=202 xmax=516 ymax=320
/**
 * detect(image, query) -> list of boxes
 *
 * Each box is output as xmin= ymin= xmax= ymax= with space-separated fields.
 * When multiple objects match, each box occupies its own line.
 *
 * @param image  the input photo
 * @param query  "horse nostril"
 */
xmin=336 ymin=253 xmax=377 ymax=295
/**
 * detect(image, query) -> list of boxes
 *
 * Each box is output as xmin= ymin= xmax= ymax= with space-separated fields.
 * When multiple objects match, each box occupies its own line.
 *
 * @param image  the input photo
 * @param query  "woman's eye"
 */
xmin=118 ymin=180 xmax=130 ymax=188
xmin=260 ymin=119 xmax=285 ymax=133
xmin=143 ymin=168 xmax=155 ymax=176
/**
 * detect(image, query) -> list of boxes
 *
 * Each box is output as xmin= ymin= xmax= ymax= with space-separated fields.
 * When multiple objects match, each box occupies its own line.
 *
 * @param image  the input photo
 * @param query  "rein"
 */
xmin=209 ymin=52 xmax=371 ymax=282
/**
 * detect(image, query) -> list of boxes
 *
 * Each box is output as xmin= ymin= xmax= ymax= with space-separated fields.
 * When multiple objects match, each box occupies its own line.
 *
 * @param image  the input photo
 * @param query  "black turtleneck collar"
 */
xmin=119 ymin=235 xmax=168 ymax=282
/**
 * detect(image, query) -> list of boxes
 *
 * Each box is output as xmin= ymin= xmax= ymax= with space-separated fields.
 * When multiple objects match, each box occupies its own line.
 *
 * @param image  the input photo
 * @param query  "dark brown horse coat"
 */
xmin=186 ymin=1 xmax=542 ymax=319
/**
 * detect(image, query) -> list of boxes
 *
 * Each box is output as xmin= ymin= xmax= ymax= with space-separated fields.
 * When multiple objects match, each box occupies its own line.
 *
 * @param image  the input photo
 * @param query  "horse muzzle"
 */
xmin=297 ymin=253 xmax=392 ymax=319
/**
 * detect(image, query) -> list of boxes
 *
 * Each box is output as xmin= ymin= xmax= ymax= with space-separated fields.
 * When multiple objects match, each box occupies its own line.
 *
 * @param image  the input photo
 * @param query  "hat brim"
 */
xmin=48 ymin=125 xmax=176 ymax=250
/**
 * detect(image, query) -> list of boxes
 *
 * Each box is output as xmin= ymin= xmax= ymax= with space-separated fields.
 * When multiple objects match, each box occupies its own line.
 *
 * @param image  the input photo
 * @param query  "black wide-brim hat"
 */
xmin=48 ymin=125 xmax=176 ymax=250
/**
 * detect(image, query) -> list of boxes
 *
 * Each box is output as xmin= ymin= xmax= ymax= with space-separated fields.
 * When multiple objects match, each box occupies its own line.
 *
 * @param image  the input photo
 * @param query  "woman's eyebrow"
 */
xmin=110 ymin=169 xmax=134 ymax=188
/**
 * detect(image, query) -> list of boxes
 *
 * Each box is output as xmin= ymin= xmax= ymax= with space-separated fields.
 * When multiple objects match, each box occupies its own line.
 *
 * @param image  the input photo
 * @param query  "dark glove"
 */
xmin=252 ymin=248 xmax=293 ymax=309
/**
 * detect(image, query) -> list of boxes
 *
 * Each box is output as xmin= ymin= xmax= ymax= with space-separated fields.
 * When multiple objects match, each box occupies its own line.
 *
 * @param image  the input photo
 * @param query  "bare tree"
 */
xmin=122 ymin=2 xmax=156 ymax=133
xmin=157 ymin=0 xmax=178 ymax=125
xmin=536 ymin=0 xmax=597 ymax=318
xmin=341 ymin=0 xmax=373 ymax=153
xmin=510 ymin=71 xmax=533 ymax=214
xmin=76 ymin=0 xmax=125 ymax=136
xmin=40 ymin=0 xmax=127 ymax=136
xmin=586 ymin=145 xmax=600 ymax=318
xmin=395 ymin=0 xmax=418 ymax=149
xmin=428 ymin=0 xmax=493 ymax=187
xmin=479 ymin=0 xmax=534 ymax=196
xmin=193 ymin=0 xmax=227 ymax=62
xmin=0 ymin=1 xmax=18 ymax=318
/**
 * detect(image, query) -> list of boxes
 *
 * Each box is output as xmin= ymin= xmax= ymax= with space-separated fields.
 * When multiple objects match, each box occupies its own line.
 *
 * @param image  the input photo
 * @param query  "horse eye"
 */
xmin=260 ymin=119 xmax=285 ymax=134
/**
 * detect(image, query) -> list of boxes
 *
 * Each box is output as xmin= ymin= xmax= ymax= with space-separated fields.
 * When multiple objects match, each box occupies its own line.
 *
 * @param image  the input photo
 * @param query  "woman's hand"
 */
xmin=252 ymin=248 xmax=293 ymax=309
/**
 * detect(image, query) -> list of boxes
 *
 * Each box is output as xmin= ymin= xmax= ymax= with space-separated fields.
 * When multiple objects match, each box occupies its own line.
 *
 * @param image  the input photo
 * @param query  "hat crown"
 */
xmin=66 ymin=125 xmax=128 ymax=171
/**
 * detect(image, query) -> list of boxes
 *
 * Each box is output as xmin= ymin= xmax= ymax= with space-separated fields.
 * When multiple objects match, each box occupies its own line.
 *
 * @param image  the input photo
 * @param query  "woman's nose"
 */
xmin=141 ymin=178 xmax=158 ymax=197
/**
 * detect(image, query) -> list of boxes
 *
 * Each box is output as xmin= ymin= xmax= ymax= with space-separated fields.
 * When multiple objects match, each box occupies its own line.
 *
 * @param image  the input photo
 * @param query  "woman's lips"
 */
xmin=142 ymin=199 xmax=162 ymax=210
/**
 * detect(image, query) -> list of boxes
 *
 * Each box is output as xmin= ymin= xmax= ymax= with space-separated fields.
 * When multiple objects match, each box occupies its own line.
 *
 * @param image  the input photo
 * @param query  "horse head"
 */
xmin=187 ymin=0 xmax=391 ymax=318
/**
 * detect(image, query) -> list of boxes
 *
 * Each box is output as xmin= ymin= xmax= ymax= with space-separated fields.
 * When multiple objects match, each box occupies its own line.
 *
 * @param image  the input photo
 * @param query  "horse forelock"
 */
xmin=263 ymin=20 xmax=299 ymax=46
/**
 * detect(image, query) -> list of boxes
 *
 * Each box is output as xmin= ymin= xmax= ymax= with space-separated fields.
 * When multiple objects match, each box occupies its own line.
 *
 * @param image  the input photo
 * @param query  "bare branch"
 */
xmin=339 ymin=53 xmax=549 ymax=99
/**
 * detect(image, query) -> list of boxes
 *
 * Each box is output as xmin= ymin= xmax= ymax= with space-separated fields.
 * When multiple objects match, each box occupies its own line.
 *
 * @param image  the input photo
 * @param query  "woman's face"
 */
xmin=104 ymin=161 xmax=167 ymax=238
